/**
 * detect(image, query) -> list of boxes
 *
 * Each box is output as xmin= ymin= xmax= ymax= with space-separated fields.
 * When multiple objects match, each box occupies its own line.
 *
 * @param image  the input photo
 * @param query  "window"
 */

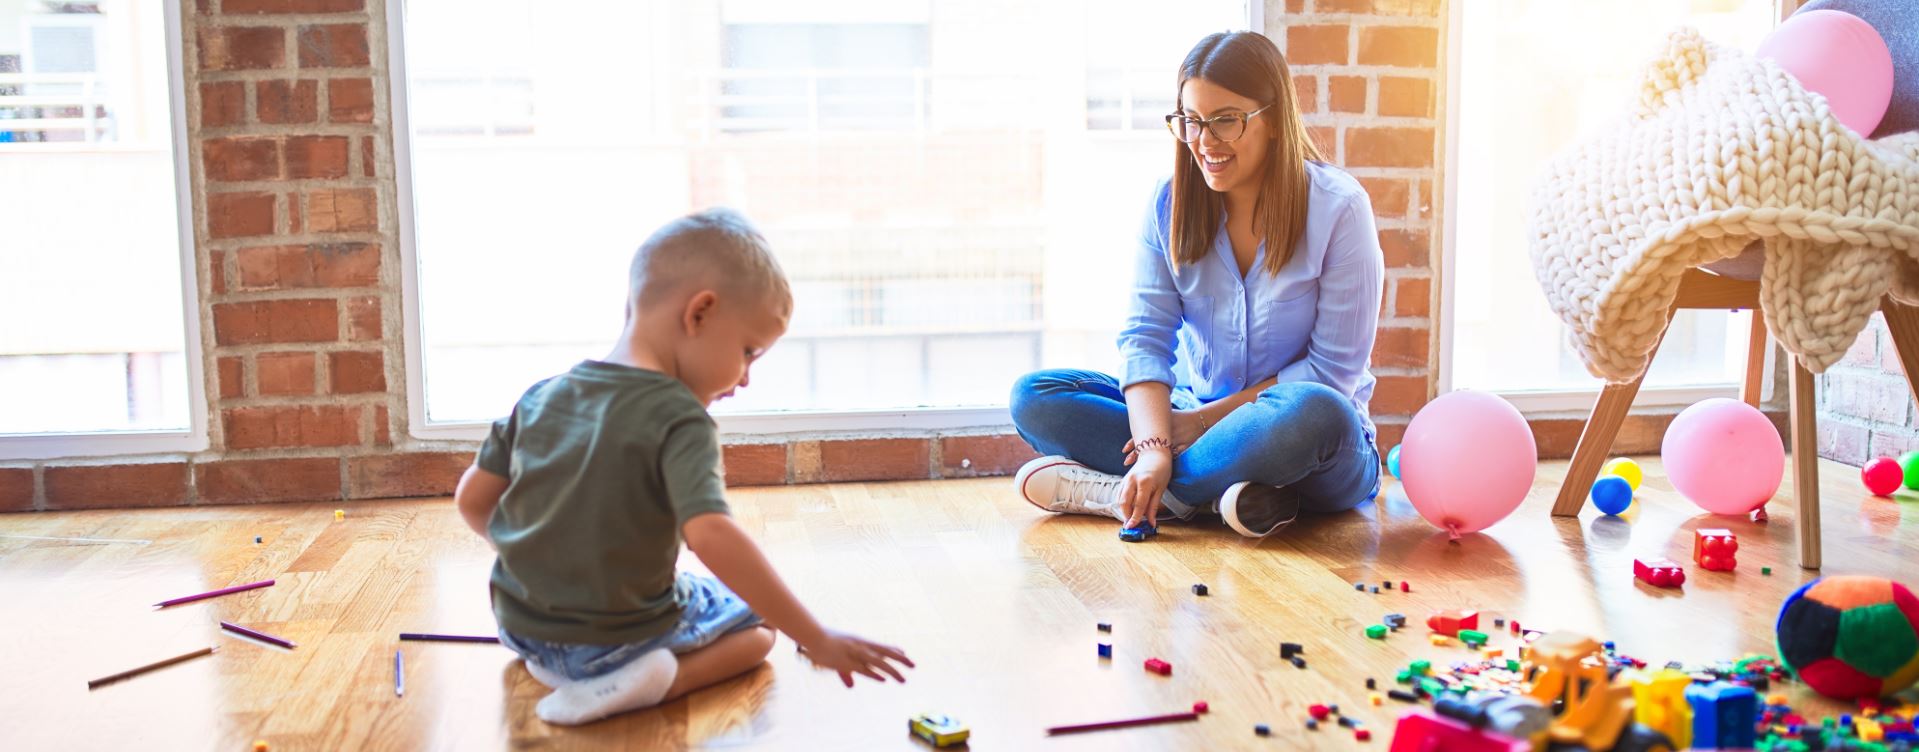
xmin=0 ymin=0 xmax=202 ymax=456
xmin=1448 ymin=0 xmax=1777 ymax=399
xmin=394 ymin=0 xmax=1252 ymax=431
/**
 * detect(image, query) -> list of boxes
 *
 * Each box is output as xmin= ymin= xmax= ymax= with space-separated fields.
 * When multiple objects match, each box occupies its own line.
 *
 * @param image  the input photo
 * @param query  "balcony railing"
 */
xmin=0 ymin=73 xmax=113 ymax=143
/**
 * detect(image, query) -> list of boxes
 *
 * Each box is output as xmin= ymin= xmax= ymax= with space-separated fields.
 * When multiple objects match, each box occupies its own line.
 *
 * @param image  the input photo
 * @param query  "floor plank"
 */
xmin=2 ymin=456 xmax=1917 ymax=750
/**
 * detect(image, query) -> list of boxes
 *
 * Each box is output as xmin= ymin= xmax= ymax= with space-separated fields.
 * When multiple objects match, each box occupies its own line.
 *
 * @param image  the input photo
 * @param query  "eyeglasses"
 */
xmin=1164 ymin=104 xmax=1272 ymax=143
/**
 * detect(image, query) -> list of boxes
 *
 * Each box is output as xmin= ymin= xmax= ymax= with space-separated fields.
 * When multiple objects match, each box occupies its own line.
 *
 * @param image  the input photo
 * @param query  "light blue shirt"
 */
xmin=1118 ymin=161 xmax=1384 ymax=437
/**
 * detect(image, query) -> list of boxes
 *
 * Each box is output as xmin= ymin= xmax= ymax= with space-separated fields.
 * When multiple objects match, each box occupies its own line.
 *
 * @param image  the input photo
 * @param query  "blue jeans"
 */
xmin=498 ymin=571 xmax=764 ymax=681
xmin=1009 ymin=369 xmax=1379 ymax=519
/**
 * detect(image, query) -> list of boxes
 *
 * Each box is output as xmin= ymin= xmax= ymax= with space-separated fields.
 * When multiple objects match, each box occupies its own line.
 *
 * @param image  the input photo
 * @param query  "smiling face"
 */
xmin=1179 ymin=77 xmax=1271 ymax=199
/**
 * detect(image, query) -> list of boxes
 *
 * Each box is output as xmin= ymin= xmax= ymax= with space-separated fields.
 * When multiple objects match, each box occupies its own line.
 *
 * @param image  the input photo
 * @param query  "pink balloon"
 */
xmin=1661 ymin=398 xmax=1785 ymax=516
xmin=1757 ymin=9 xmax=1894 ymax=135
xmin=1400 ymin=391 xmax=1537 ymax=538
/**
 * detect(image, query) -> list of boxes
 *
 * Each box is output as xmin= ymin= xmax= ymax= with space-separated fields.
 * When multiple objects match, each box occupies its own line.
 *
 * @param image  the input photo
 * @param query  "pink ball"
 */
xmin=1400 ymin=390 xmax=1537 ymax=537
xmin=1757 ymin=9 xmax=1894 ymax=135
xmin=1862 ymin=456 xmax=1903 ymax=497
xmin=1661 ymin=398 xmax=1785 ymax=515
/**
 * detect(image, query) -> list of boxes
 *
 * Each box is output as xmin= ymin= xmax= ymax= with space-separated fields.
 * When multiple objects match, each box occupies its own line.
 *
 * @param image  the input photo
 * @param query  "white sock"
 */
xmin=522 ymin=659 xmax=565 ymax=689
xmin=535 ymin=648 xmax=679 ymax=726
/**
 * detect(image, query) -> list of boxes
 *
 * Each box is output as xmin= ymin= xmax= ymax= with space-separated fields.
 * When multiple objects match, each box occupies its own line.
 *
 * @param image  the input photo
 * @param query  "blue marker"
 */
xmin=394 ymin=650 xmax=405 ymax=697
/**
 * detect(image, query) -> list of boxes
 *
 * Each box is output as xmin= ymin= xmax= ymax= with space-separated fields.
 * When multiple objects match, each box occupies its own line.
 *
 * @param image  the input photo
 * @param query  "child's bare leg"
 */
xmin=663 ymin=625 xmax=777 ymax=701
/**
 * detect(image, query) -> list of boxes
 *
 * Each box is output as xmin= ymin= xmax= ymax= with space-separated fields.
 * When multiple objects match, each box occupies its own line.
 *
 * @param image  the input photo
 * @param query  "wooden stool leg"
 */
xmin=1741 ymin=308 xmax=1768 ymax=408
xmin=1552 ymin=378 xmax=1646 ymax=516
xmin=1789 ymin=357 xmax=1821 ymax=569
xmin=1878 ymin=298 xmax=1919 ymax=403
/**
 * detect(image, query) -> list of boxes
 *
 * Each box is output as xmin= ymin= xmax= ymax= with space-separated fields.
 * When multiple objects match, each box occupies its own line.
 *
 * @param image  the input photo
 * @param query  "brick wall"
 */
xmin=5 ymin=0 xmax=1675 ymax=513
xmin=1816 ymin=316 xmax=1919 ymax=467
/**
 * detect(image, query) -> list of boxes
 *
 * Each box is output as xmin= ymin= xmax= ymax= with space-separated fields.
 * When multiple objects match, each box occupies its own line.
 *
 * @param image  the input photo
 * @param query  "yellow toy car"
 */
xmin=908 ymin=712 xmax=970 ymax=748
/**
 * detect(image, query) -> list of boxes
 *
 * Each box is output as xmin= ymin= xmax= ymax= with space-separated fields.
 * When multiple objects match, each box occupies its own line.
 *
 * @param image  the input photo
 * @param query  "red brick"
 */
xmin=201 ymin=81 xmax=247 ymax=128
xmin=256 ymin=351 xmax=318 ymax=396
xmin=0 ymin=468 xmax=34 ymax=512
xmin=1293 ymin=75 xmax=1318 ymax=114
xmin=208 ymin=192 xmax=277 ymax=239
xmin=1316 ymin=0 xmax=1441 ymax=14
xmin=218 ymin=356 xmax=246 ymax=399
xmin=1530 ymin=413 xmax=1680 ymax=459
xmin=213 ymin=299 xmax=340 ymax=345
xmin=297 ymin=24 xmax=369 ymax=68
xmin=1378 ymin=76 xmax=1432 ymax=118
xmin=307 ymin=188 xmax=377 ymax=232
xmin=1359 ymin=178 xmax=1410 ymax=219
xmin=1842 ymin=326 xmax=1878 ymax=366
xmin=1347 ymin=127 xmax=1434 ymax=168
xmin=287 ymin=191 xmax=304 ymax=234
xmin=328 ymin=77 xmax=374 ymax=123
xmin=235 ymin=242 xmax=381 ymax=291
xmin=1379 ymin=229 xmax=1429 ymax=268
xmin=204 ymin=136 xmax=282 ymax=182
xmin=1416 ymin=178 xmax=1434 ymax=220
xmin=1370 ymin=375 xmax=1428 ymax=416
xmin=255 ymin=80 xmax=317 ymax=125
xmin=1818 ymin=420 xmax=1871 ymax=467
xmin=344 ymin=295 xmax=382 ymax=341
xmin=1374 ymin=422 xmax=1406 ymax=457
xmin=1827 ymin=371 xmax=1911 ymax=425
xmin=209 ymin=249 xmax=228 ymax=295
xmin=360 ymin=136 xmax=376 ymax=177
xmin=819 ymin=438 xmax=931 ymax=482
xmin=1306 ymin=126 xmax=1335 ymax=158
xmin=1328 ymin=75 xmax=1366 ymax=113
xmin=1359 ymin=26 xmax=1439 ymax=68
xmin=285 ymin=135 xmax=350 ymax=179
xmin=373 ymin=404 xmax=391 ymax=446
xmin=197 ymin=457 xmax=342 ymax=505
xmin=346 ymin=452 xmax=470 ymax=499
xmin=1371 ymin=326 xmax=1430 ymax=369
xmin=44 ymin=463 xmax=190 ymax=510
xmin=328 ymin=350 xmax=385 ymax=394
xmin=1286 ymin=0 xmax=1304 ymax=11
xmin=224 ymin=0 xmax=363 ymax=12
xmin=1287 ymin=25 xmax=1349 ymax=66
xmin=940 ymin=434 xmax=1039 ymax=477
xmin=1871 ymin=429 xmax=1919 ymax=460
xmin=723 ymin=444 xmax=786 ymax=486
xmin=199 ymin=26 xmax=285 ymax=71
xmin=223 ymin=405 xmax=362 ymax=450
xmin=1395 ymin=277 xmax=1431 ymax=318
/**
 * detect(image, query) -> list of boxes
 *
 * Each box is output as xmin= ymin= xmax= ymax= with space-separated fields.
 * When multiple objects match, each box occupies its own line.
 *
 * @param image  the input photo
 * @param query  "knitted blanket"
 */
xmin=1529 ymin=28 xmax=1919 ymax=383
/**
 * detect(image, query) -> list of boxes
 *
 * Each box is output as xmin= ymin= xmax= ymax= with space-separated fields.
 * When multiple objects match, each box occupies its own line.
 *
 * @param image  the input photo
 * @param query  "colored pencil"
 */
xmin=87 ymin=646 xmax=217 ymax=689
xmin=154 ymin=579 xmax=275 ymax=608
xmin=398 ymin=633 xmax=499 ymax=643
xmin=1046 ymin=711 xmax=1200 ymax=735
xmin=219 ymin=621 xmax=296 ymax=649
xmin=394 ymin=650 xmax=404 ymax=697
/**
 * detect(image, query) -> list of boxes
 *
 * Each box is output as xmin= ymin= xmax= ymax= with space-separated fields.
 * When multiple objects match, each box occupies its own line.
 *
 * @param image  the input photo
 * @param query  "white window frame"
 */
xmin=1435 ymin=0 xmax=1775 ymax=413
xmin=0 ymin=0 xmax=209 ymax=461
xmin=389 ymin=0 xmax=1260 ymax=440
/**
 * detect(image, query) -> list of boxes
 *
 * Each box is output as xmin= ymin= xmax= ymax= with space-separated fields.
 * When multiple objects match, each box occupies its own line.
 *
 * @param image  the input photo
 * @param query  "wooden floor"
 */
xmin=3 ymin=457 xmax=1917 ymax=751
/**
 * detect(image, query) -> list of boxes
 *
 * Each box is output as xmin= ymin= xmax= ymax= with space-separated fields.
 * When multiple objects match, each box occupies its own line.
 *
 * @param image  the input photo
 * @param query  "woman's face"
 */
xmin=1178 ymin=77 xmax=1270 ymax=197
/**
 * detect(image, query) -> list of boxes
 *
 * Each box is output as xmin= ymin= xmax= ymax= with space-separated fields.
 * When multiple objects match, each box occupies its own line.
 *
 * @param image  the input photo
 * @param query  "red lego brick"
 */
xmin=1309 ymin=703 xmax=1332 ymax=721
xmin=1425 ymin=609 xmax=1480 ymax=636
xmin=1694 ymin=528 xmax=1738 ymax=571
xmin=1356 ymin=728 xmax=1373 ymax=741
xmin=1634 ymin=558 xmax=1686 ymax=588
xmin=1144 ymin=657 xmax=1172 ymax=676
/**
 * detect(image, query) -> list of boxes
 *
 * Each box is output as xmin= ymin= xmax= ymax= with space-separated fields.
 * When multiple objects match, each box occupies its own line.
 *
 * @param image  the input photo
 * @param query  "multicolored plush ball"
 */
xmin=1775 ymin=575 xmax=1919 ymax=699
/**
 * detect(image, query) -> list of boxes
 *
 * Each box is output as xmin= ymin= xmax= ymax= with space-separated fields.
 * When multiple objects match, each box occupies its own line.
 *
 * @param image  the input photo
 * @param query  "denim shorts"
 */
xmin=499 ymin=571 xmax=764 ymax=681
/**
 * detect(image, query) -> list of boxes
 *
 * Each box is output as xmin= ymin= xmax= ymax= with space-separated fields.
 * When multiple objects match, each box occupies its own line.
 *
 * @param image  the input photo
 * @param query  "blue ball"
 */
xmin=1387 ymin=445 xmax=1402 ymax=479
xmin=1591 ymin=475 xmax=1633 ymax=515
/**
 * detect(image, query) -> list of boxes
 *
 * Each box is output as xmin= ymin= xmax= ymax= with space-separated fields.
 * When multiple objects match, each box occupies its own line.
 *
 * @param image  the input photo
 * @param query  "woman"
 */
xmin=1010 ymin=31 xmax=1383 ymax=539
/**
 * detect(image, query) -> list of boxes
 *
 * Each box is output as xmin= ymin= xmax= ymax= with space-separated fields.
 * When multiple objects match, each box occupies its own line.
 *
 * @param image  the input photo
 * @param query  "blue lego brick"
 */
xmin=1686 ymin=681 xmax=1757 ymax=749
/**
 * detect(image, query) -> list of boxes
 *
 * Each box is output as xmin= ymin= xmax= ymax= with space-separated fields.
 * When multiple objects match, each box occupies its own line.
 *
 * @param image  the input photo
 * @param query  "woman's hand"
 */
xmin=1120 ymin=448 xmax=1173 ymax=528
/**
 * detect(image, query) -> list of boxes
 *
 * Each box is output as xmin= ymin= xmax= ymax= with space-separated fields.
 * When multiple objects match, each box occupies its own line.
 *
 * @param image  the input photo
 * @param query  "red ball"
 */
xmin=1862 ymin=456 xmax=1904 ymax=496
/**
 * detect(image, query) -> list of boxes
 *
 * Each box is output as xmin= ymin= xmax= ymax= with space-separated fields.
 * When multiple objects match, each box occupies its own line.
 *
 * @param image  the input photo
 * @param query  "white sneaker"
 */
xmin=1220 ymin=481 xmax=1303 ymax=538
xmin=1015 ymin=456 xmax=1174 ymax=522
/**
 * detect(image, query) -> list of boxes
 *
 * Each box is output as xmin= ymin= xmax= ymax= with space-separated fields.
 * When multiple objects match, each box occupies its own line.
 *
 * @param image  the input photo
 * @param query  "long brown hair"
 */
xmin=1168 ymin=31 xmax=1322 ymax=277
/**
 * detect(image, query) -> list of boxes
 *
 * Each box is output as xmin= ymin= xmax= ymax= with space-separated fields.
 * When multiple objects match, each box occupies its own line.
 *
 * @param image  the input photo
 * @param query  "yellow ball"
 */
xmin=1602 ymin=458 xmax=1642 ymax=491
xmin=334 ymin=509 xmax=345 ymax=521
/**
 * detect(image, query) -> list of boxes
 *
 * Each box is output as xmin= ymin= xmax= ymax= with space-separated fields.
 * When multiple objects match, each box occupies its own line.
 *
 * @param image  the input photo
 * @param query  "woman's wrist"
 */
xmin=1133 ymin=436 xmax=1173 ymax=454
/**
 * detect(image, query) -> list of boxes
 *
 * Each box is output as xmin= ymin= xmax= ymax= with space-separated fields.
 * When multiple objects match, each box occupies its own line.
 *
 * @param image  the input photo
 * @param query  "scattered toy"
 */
xmin=1098 ymin=643 xmax=1112 ymax=659
xmin=1144 ymin=657 xmax=1172 ymax=676
xmin=910 ymin=712 xmax=971 ymax=747
xmin=1634 ymin=558 xmax=1687 ymax=588
xmin=1192 ymin=583 xmax=1208 ymax=596
xmin=1694 ymin=528 xmax=1738 ymax=571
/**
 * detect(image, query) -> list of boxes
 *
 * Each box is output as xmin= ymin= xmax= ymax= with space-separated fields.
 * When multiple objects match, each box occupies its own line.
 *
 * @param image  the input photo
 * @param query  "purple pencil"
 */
xmin=220 ymin=621 xmax=296 ymax=649
xmin=154 ymin=579 xmax=275 ymax=608
xmin=398 ymin=632 xmax=500 ymax=644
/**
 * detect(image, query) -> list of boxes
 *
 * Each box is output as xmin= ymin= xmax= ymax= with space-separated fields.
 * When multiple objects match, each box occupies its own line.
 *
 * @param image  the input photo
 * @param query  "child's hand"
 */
xmin=798 ymin=630 xmax=914 ymax=687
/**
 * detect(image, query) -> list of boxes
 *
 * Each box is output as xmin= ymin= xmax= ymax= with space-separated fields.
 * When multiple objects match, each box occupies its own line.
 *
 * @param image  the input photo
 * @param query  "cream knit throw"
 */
xmin=1529 ymin=28 xmax=1919 ymax=383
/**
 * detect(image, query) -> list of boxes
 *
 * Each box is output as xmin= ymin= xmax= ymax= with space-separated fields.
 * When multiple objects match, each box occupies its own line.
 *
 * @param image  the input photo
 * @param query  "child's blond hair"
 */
xmin=629 ymin=208 xmax=792 ymax=315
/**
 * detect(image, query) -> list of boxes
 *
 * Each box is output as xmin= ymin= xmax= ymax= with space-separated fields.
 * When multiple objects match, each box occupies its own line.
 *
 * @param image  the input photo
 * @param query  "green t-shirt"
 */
xmin=477 ymin=360 xmax=731 ymax=645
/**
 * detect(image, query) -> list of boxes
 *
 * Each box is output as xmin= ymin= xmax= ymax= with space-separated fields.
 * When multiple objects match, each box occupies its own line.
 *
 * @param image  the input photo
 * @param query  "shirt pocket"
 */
xmin=1264 ymin=285 xmax=1318 ymax=358
xmin=1179 ymin=295 xmax=1215 ymax=372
